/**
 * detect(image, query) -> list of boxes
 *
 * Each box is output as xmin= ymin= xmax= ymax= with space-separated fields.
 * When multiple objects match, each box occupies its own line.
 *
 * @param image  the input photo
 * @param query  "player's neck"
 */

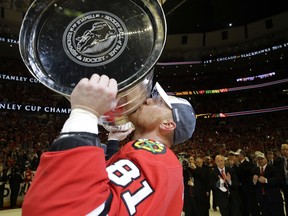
xmin=133 ymin=130 xmax=171 ymax=148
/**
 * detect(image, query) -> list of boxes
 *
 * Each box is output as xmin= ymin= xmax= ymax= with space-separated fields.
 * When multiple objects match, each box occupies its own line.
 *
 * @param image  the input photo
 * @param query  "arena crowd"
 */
xmin=0 ymin=56 xmax=287 ymax=215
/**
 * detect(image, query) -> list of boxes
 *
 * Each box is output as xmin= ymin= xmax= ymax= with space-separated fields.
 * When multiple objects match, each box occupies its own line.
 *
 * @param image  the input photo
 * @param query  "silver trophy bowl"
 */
xmin=19 ymin=0 xmax=167 ymax=131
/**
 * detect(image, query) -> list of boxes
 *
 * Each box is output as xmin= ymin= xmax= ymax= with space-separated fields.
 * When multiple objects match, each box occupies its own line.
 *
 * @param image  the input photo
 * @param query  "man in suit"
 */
xmin=8 ymin=166 xmax=23 ymax=208
xmin=227 ymin=151 xmax=238 ymax=169
xmin=252 ymin=152 xmax=285 ymax=216
xmin=274 ymin=143 xmax=288 ymax=214
xmin=210 ymin=155 xmax=241 ymax=216
xmin=0 ymin=166 xmax=8 ymax=209
xmin=236 ymin=150 xmax=257 ymax=216
xmin=203 ymin=156 xmax=217 ymax=211
xmin=182 ymin=157 xmax=199 ymax=216
xmin=267 ymin=150 xmax=275 ymax=165
xmin=194 ymin=157 xmax=210 ymax=216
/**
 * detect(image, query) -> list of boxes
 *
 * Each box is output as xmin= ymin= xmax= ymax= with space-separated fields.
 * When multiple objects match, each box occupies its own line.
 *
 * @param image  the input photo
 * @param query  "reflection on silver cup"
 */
xmin=19 ymin=0 xmax=167 ymax=132
xmin=99 ymin=71 xmax=154 ymax=131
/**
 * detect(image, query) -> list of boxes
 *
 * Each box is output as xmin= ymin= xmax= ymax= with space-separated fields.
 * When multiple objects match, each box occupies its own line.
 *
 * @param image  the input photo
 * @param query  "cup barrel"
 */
xmin=99 ymin=71 xmax=153 ymax=131
xmin=102 ymin=122 xmax=134 ymax=132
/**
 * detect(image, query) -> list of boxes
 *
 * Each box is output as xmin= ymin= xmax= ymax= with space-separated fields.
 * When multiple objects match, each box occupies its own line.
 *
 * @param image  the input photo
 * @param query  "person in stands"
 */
xmin=210 ymin=155 xmax=241 ymax=216
xmin=253 ymin=152 xmax=285 ymax=216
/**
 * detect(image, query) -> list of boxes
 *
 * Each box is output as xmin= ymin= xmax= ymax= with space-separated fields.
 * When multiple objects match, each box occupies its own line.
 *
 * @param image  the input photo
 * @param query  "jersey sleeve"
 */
xmin=22 ymin=140 xmax=112 ymax=216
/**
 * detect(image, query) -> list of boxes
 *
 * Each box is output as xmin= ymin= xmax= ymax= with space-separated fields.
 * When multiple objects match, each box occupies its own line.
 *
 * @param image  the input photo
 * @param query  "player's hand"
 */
xmin=108 ymin=128 xmax=134 ymax=141
xmin=71 ymin=74 xmax=118 ymax=116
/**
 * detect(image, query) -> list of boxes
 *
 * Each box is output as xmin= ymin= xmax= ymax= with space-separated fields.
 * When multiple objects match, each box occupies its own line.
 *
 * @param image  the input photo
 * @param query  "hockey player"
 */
xmin=22 ymin=74 xmax=196 ymax=216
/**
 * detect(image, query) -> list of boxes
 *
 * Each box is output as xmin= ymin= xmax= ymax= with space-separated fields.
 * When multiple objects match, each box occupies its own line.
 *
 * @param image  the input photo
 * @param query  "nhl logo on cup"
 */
xmin=62 ymin=11 xmax=128 ymax=67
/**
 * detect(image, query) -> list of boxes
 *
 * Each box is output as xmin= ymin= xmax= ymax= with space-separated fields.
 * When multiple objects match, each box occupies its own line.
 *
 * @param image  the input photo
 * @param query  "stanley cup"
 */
xmin=19 ymin=0 xmax=166 ymax=131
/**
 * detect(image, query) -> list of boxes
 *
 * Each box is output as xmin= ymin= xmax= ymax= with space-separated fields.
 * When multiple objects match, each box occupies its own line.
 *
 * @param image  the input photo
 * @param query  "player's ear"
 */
xmin=159 ymin=119 xmax=176 ymax=132
xmin=159 ymin=120 xmax=176 ymax=147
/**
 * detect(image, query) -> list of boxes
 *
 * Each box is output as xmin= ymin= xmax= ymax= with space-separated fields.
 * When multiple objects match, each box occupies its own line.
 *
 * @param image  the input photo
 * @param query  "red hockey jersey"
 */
xmin=22 ymin=139 xmax=184 ymax=216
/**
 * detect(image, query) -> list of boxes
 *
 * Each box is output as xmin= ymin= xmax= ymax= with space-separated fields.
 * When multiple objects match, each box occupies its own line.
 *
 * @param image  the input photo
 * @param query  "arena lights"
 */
xmin=1 ymin=76 xmax=287 ymax=118
xmin=1 ymin=102 xmax=287 ymax=118
xmin=171 ymin=78 xmax=288 ymax=95
xmin=173 ymin=89 xmax=229 ymax=96
xmin=202 ymin=41 xmax=288 ymax=64
xmin=0 ymin=35 xmax=287 ymax=66
xmin=236 ymin=72 xmax=276 ymax=82
xmin=196 ymin=105 xmax=288 ymax=119
xmin=3 ymin=73 xmax=288 ymax=95
xmin=196 ymin=113 xmax=227 ymax=118
xmin=156 ymin=61 xmax=201 ymax=65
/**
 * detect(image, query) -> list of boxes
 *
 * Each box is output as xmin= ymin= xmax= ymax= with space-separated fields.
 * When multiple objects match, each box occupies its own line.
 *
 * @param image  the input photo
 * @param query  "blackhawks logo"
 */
xmin=132 ymin=139 xmax=166 ymax=154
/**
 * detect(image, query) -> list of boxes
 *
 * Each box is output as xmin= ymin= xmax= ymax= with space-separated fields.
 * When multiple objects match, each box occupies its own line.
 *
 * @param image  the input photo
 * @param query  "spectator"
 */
xmin=182 ymin=157 xmax=199 ymax=216
xmin=252 ymin=152 xmax=285 ymax=216
xmin=267 ymin=150 xmax=275 ymax=165
xmin=210 ymin=155 xmax=241 ymax=216
xmin=0 ymin=166 xmax=8 ymax=209
xmin=236 ymin=150 xmax=257 ymax=216
xmin=274 ymin=143 xmax=288 ymax=214
xmin=21 ymin=166 xmax=34 ymax=195
xmin=8 ymin=165 xmax=23 ymax=208
xmin=193 ymin=157 xmax=210 ymax=216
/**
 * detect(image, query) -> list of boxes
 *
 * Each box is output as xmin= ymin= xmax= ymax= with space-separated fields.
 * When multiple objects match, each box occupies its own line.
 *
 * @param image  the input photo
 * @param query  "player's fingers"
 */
xmin=90 ymin=74 xmax=100 ymax=84
xmin=98 ymin=74 xmax=110 ymax=86
xmin=126 ymin=127 xmax=135 ymax=134
xmin=72 ymin=77 xmax=89 ymax=92
xmin=77 ymin=77 xmax=89 ymax=85
xmin=108 ymin=78 xmax=118 ymax=92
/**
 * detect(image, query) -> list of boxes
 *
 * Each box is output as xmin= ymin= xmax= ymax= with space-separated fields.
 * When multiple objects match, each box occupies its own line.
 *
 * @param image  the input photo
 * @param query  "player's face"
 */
xmin=128 ymin=98 xmax=172 ymax=131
